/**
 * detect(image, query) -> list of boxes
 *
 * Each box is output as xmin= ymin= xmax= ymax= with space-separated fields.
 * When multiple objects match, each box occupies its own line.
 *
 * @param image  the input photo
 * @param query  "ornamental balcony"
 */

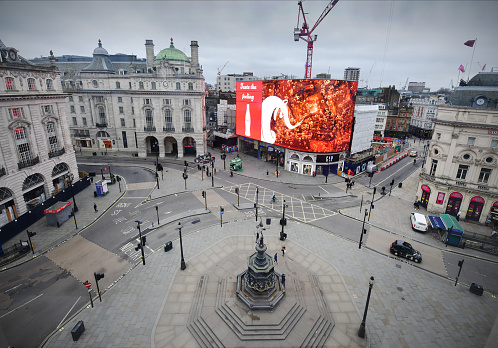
xmin=48 ymin=148 xmax=66 ymax=158
xmin=419 ymin=171 xmax=497 ymax=194
xmin=96 ymin=122 xmax=107 ymax=128
xmin=163 ymin=126 xmax=175 ymax=132
xmin=18 ymin=156 xmax=40 ymax=170
xmin=144 ymin=126 xmax=156 ymax=132
xmin=182 ymin=126 xmax=194 ymax=133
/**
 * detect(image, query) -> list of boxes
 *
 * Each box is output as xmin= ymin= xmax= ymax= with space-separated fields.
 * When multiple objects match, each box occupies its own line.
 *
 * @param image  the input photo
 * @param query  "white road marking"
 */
xmin=0 ymin=294 xmax=43 ymax=319
xmin=318 ymin=186 xmax=329 ymax=193
xmin=4 ymin=284 xmax=22 ymax=293
xmin=57 ymin=296 xmax=81 ymax=328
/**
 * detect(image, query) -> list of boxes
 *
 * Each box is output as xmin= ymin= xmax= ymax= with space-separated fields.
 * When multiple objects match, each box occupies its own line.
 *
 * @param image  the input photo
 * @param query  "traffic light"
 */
xmin=220 ymin=207 xmax=224 ymax=214
xmin=142 ymin=235 xmax=147 ymax=245
xmin=373 ymin=187 xmax=376 ymax=195
xmin=94 ymin=272 xmax=104 ymax=281
xmin=202 ymin=191 xmax=206 ymax=198
xmin=184 ymin=160 xmax=188 ymax=167
xmin=135 ymin=243 xmax=142 ymax=251
xmin=458 ymin=260 xmax=464 ymax=267
xmin=391 ymin=179 xmax=395 ymax=186
xmin=235 ymin=187 xmax=239 ymax=194
xmin=280 ymin=218 xmax=287 ymax=226
xmin=28 ymin=231 xmax=37 ymax=237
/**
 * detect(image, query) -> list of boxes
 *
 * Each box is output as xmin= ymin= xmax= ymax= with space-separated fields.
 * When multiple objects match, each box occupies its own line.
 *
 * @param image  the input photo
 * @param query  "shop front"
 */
xmin=420 ymin=184 xmax=431 ymax=208
xmin=466 ymin=196 xmax=485 ymax=222
xmin=445 ymin=192 xmax=463 ymax=216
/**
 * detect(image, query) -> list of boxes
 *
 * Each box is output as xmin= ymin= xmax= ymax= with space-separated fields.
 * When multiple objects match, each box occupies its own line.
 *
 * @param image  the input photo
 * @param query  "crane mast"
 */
xmin=294 ymin=0 xmax=340 ymax=79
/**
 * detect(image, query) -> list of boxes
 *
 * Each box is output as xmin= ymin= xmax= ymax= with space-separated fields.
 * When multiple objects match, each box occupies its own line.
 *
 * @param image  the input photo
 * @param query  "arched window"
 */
xmin=5 ymin=77 xmax=15 ymax=90
xmin=145 ymin=109 xmax=154 ymax=128
xmin=22 ymin=173 xmax=44 ymax=191
xmin=176 ymin=82 xmax=181 ymax=90
xmin=98 ymin=106 xmax=106 ymax=124
xmin=139 ymin=81 xmax=144 ymax=89
xmin=27 ymin=78 xmax=36 ymax=90
xmin=14 ymin=126 xmax=32 ymax=163
xmin=46 ymin=122 xmax=59 ymax=152
xmin=188 ymin=82 xmax=193 ymax=90
xmin=52 ymin=163 xmax=69 ymax=176
xmin=92 ymin=80 xmax=98 ymax=88
xmin=46 ymin=79 xmax=54 ymax=90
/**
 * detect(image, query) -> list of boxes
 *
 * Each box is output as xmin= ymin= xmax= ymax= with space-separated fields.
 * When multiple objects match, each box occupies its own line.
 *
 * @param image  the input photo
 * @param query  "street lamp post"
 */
xmin=211 ymin=160 xmax=214 ymax=187
xmin=135 ymin=220 xmax=145 ymax=265
xmin=358 ymin=276 xmax=375 ymax=338
xmin=178 ymin=222 xmax=186 ymax=270
xmin=276 ymin=151 xmax=279 ymax=177
xmin=108 ymin=164 xmax=113 ymax=183
xmin=280 ymin=200 xmax=288 ymax=240
xmin=201 ymin=165 xmax=205 ymax=181
xmin=68 ymin=174 xmax=78 ymax=212
xmin=235 ymin=187 xmax=240 ymax=207
xmin=183 ymin=171 xmax=188 ymax=190
xmin=359 ymin=209 xmax=368 ymax=249
xmin=255 ymin=186 xmax=259 ymax=221
xmin=155 ymin=205 xmax=159 ymax=225
xmin=368 ymin=187 xmax=376 ymax=221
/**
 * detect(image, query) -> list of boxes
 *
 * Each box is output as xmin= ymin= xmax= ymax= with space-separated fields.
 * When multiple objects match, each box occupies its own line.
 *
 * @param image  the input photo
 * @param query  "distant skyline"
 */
xmin=1 ymin=0 xmax=497 ymax=91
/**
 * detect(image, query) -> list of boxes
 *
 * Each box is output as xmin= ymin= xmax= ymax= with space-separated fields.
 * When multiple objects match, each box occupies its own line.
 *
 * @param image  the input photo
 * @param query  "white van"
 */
xmin=410 ymin=212 xmax=428 ymax=232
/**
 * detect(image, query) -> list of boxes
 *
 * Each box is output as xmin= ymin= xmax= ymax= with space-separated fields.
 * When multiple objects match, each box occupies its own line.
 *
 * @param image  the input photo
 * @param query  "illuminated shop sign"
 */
xmin=236 ymin=79 xmax=357 ymax=153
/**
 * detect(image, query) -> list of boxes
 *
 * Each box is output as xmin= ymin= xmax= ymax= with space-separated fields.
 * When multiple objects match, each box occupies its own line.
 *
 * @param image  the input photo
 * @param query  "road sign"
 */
xmin=85 ymin=282 xmax=92 ymax=288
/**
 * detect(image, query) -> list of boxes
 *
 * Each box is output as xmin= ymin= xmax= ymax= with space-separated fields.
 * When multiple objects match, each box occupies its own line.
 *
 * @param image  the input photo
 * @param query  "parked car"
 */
xmin=410 ymin=150 xmax=418 ymax=157
xmin=390 ymin=240 xmax=422 ymax=263
xmin=410 ymin=212 xmax=428 ymax=232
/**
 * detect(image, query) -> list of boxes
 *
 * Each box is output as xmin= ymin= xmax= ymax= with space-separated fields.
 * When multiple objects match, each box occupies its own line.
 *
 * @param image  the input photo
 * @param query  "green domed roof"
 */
xmin=154 ymin=38 xmax=190 ymax=63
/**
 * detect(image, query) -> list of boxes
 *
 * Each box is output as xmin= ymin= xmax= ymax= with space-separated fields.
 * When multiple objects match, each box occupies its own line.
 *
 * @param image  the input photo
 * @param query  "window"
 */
xmin=118 ymin=97 xmax=123 ymax=102
xmin=145 ymin=109 xmax=154 ymax=128
xmin=120 ymin=118 xmax=125 ymax=127
xmin=5 ymin=77 xmax=15 ymax=90
xmin=478 ymin=168 xmax=492 ymax=184
xmin=183 ymin=99 xmax=191 ymax=106
xmin=165 ymin=109 xmax=172 ymax=126
xmin=491 ymin=140 xmax=498 ymax=149
xmin=176 ymin=82 xmax=181 ymax=90
xmin=80 ymin=106 xmax=85 ymax=113
xmin=130 ymin=97 xmax=133 ymax=103
xmin=72 ymin=117 xmax=77 ymax=126
xmin=131 ymin=107 xmax=135 ymax=115
xmin=180 ymin=67 xmax=184 ymax=74
xmin=144 ymin=98 xmax=151 ymax=105
xmin=188 ymin=82 xmax=193 ymax=90
xmin=46 ymin=122 xmax=59 ymax=152
xmin=79 ymin=96 xmax=83 ymax=102
xmin=163 ymin=99 xmax=171 ymax=105
xmin=468 ymin=137 xmax=475 ymax=146
xmin=133 ymin=119 xmax=136 ymax=128
xmin=95 ymin=96 xmax=103 ymax=103
xmin=92 ymin=80 xmax=98 ymax=88
xmin=485 ymin=157 xmax=493 ymax=164
xmin=27 ymin=78 xmax=36 ymax=90
xmin=375 ymin=118 xmax=383 ymax=123
xmin=184 ymin=109 xmax=192 ymax=126
xmin=46 ymin=79 xmax=54 ymax=90
xmin=151 ymin=82 xmax=156 ymax=89
xmin=82 ymin=117 xmax=87 ymax=126
xmin=456 ymin=165 xmax=469 ymax=180
xmin=42 ymin=105 xmax=53 ymax=115
xmin=9 ymin=107 xmax=23 ymax=119
xmin=122 ymin=131 xmax=128 ymax=148
xmin=437 ymin=133 xmax=441 ymax=140
xmin=139 ymin=81 xmax=144 ymax=89
xmin=68 ymin=96 xmax=73 ymax=102
xmin=98 ymin=106 xmax=106 ymax=124
xmin=463 ymin=154 xmax=471 ymax=160
xmin=119 ymin=106 xmax=124 ymax=114
xmin=116 ymin=82 xmax=121 ymax=89
xmin=14 ymin=127 xmax=32 ymax=163
xmin=70 ymin=105 xmax=75 ymax=113
xmin=430 ymin=159 xmax=438 ymax=176
xmin=129 ymin=82 xmax=132 ymax=89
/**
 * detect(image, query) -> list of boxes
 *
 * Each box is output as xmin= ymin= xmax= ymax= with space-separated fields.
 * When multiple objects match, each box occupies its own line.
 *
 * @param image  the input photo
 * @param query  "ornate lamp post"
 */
xmin=135 ymin=220 xmax=145 ymax=265
xmin=280 ymin=200 xmax=288 ymax=240
xmin=358 ymin=276 xmax=375 ymax=338
xmin=178 ymin=222 xmax=186 ymax=270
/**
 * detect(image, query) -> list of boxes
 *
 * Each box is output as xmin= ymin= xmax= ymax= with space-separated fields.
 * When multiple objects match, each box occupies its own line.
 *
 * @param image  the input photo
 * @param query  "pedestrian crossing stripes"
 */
xmin=120 ymin=242 xmax=143 ymax=262
xmin=222 ymin=183 xmax=337 ymax=223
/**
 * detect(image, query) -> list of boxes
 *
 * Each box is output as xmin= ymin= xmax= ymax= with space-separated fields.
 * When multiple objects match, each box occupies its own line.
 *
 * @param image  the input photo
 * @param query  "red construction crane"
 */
xmin=294 ymin=0 xmax=340 ymax=79
xmin=217 ymin=61 xmax=229 ymax=76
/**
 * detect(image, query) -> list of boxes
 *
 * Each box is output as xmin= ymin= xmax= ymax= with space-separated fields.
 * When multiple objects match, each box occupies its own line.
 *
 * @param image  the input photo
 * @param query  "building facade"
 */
xmin=409 ymin=95 xmax=446 ymax=139
xmin=36 ymin=39 xmax=206 ymax=158
xmin=0 ymin=40 xmax=78 ymax=224
xmin=216 ymin=72 xmax=259 ymax=93
xmin=344 ymin=67 xmax=360 ymax=82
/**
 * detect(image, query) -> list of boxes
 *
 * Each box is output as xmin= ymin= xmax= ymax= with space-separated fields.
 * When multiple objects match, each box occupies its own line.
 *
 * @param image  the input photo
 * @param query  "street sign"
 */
xmin=85 ymin=282 xmax=92 ymax=288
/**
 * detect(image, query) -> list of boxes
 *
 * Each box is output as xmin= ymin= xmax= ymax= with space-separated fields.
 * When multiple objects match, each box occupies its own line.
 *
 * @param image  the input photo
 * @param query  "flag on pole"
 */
xmin=464 ymin=40 xmax=475 ymax=47
xmin=458 ymin=65 xmax=465 ymax=73
xmin=482 ymin=64 xmax=486 ymax=71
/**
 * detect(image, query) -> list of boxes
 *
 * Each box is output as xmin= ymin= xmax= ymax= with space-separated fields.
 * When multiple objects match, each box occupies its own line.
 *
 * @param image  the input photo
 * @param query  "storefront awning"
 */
xmin=440 ymin=214 xmax=464 ymax=233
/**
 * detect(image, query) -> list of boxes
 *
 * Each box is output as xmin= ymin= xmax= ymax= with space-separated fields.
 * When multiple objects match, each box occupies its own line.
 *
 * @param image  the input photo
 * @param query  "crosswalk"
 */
xmin=222 ymin=183 xmax=337 ymax=223
xmin=120 ymin=242 xmax=143 ymax=262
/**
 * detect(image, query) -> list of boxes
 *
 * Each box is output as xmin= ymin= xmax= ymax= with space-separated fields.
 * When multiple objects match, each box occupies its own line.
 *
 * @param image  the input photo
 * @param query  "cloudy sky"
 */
xmin=2 ymin=0 xmax=497 ymax=91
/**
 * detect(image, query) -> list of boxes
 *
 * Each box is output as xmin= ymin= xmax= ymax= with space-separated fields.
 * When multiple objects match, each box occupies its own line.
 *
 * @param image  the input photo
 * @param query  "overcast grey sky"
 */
xmin=1 ymin=0 xmax=497 ymax=91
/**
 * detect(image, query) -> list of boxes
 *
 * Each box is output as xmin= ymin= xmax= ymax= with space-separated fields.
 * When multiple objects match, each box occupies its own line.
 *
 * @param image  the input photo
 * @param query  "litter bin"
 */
xmin=470 ymin=283 xmax=483 ymax=296
xmin=164 ymin=241 xmax=173 ymax=252
xmin=92 ymin=152 xmax=97 ymax=156
xmin=398 ymin=182 xmax=403 ymax=188
xmin=71 ymin=320 xmax=85 ymax=341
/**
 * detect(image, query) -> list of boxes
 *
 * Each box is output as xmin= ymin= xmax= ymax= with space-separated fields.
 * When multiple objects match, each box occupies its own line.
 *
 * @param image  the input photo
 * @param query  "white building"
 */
xmin=350 ymin=104 xmax=378 ymax=154
xmin=0 ymin=39 xmax=78 ymax=224
xmin=216 ymin=73 xmax=259 ymax=93
xmin=344 ymin=67 xmax=360 ymax=82
xmin=374 ymin=103 xmax=387 ymax=137
xmin=409 ymin=95 xmax=446 ymax=138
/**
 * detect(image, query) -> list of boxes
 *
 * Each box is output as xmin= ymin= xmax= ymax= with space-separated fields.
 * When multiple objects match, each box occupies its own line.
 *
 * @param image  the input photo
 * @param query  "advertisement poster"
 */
xmin=236 ymin=79 xmax=357 ymax=153
xmin=436 ymin=192 xmax=445 ymax=205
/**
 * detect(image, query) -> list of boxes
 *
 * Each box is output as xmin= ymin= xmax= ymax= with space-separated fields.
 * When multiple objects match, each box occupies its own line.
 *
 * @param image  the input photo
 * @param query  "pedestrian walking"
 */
xmin=94 ymin=203 xmax=98 ymax=212
xmin=281 ymin=246 xmax=286 ymax=256
xmin=281 ymin=274 xmax=286 ymax=287
xmin=456 ymin=211 xmax=461 ymax=221
xmin=274 ymin=253 xmax=278 ymax=264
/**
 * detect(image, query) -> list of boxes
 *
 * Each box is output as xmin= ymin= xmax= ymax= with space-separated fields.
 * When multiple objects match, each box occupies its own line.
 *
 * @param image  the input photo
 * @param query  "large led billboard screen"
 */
xmin=236 ymin=79 xmax=357 ymax=153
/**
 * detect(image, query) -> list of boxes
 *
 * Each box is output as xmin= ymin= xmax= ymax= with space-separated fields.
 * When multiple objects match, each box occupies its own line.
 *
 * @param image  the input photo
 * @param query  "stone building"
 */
xmin=417 ymin=71 xmax=498 ymax=225
xmin=0 ymin=39 xmax=77 ymax=224
xmin=36 ymin=38 xmax=206 ymax=158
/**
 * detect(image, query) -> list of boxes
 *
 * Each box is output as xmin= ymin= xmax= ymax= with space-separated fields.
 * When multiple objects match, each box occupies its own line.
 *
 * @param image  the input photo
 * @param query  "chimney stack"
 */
xmin=190 ymin=41 xmax=199 ymax=70
xmin=145 ymin=40 xmax=154 ymax=72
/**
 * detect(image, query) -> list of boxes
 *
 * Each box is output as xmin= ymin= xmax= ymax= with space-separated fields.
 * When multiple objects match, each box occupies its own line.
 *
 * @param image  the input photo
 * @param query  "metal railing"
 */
xmin=182 ymin=126 xmax=194 ymax=133
xmin=144 ymin=126 xmax=156 ymax=132
xmin=48 ymin=148 xmax=65 ymax=158
xmin=95 ymin=122 xmax=107 ymax=128
xmin=163 ymin=126 xmax=175 ymax=132
xmin=18 ymin=156 xmax=40 ymax=170
xmin=419 ymin=172 xmax=497 ymax=194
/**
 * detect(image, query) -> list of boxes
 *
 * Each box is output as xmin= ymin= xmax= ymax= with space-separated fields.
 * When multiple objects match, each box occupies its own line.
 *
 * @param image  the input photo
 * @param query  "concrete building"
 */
xmin=417 ymin=71 xmax=498 ymax=225
xmin=0 ymin=39 xmax=77 ymax=224
xmin=408 ymin=82 xmax=425 ymax=94
xmin=216 ymin=72 xmax=259 ymax=93
xmin=374 ymin=103 xmax=388 ymax=137
xmin=409 ymin=95 xmax=447 ymax=139
xmin=344 ymin=67 xmax=360 ymax=82
xmin=34 ymin=38 xmax=206 ymax=158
